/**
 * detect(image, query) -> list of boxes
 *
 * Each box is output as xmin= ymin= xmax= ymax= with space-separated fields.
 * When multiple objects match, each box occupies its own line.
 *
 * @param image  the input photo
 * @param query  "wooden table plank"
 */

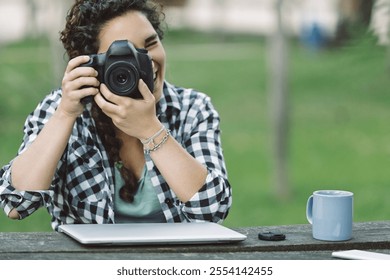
xmin=0 ymin=221 xmax=389 ymax=259
xmin=2 ymin=249 xmax=390 ymax=260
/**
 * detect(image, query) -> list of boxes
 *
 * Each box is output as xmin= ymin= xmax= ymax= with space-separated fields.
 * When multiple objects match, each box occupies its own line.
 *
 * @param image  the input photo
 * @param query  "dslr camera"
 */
xmin=80 ymin=40 xmax=154 ymax=103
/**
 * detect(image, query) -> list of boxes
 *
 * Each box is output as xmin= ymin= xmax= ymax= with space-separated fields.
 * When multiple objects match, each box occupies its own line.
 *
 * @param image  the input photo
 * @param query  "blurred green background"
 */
xmin=1 ymin=25 xmax=390 ymax=231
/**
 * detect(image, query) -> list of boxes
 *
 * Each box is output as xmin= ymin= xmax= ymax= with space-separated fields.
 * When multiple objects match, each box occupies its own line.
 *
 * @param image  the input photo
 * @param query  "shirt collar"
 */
xmin=156 ymin=81 xmax=182 ymax=117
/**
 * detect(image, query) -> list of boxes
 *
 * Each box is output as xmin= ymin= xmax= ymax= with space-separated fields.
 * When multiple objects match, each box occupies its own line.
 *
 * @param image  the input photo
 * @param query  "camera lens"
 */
xmin=116 ymin=73 xmax=128 ymax=84
xmin=105 ymin=61 xmax=139 ymax=96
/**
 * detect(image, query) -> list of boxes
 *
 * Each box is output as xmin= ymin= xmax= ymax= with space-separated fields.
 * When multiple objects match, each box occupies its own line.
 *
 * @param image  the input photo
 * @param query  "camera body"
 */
xmin=80 ymin=40 xmax=154 ymax=103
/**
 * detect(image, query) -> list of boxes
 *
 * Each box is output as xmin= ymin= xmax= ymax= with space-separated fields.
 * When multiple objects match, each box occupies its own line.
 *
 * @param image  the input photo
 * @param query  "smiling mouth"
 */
xmin=153 ymin=71 xmax=157 ymax=82
xmin=152 ymin=71 xmax=158 ymax=91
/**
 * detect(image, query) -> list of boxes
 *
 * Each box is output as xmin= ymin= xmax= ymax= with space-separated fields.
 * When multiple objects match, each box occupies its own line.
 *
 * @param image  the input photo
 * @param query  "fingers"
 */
xmin=63 ymin=56 xmax=98 ymax=83
xmin=65 ymin=56 xmax=90 ymax=73
xmin=97 ymin=80 xmax=151 ymax=105
xmin=138 ymin=79 xmax=155 ymax=102
xmin=79 ymin=87 xmax=100 ymax=100
xmin=95 ymin=79 xmax=155 ymax=112
xmin=62 ymin=55 xmax=100 ymax=102
xmin=74 ymin=76 xmax=100 ymax=90
xmin=94 ymin=83 xmax=145 ymax=117
xmin=94 ymin=84 xmax=120 ymax=114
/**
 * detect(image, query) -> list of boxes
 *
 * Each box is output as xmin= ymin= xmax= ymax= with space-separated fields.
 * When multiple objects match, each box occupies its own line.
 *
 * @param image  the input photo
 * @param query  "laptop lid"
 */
xmin=58 ymin=222 xmax=247 ymax=245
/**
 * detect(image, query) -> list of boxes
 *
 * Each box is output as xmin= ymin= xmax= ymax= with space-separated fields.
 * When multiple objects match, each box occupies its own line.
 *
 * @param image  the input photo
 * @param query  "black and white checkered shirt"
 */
xmin=0 ymin=82 xmax=232 ymax=231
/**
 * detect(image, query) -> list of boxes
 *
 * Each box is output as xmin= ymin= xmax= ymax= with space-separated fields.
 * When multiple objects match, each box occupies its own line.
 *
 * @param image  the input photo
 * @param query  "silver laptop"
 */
xmin=58 ymin=222 xmax=247 ymax=245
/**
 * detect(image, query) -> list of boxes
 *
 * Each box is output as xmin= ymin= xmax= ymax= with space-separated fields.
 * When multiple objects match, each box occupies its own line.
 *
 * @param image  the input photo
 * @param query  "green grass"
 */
xmin=1 ymin=30 xmax=389 ymax=232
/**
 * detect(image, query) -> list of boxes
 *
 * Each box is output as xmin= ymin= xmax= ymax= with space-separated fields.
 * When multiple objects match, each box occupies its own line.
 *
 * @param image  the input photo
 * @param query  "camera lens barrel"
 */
xmin=105 ymin=61 xmax=139 ymax=96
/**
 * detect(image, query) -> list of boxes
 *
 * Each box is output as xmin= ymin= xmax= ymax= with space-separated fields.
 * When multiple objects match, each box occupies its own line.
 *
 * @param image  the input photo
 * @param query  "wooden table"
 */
xmin=1 ymin=221 xmax=389 ymax=260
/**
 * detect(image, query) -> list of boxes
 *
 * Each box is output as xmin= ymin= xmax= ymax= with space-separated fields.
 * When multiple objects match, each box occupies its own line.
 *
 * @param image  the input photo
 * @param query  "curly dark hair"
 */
xmin=60 ymin=0 xmax=165 ymax=203
xmin=60 ymin=0 xmax=165 ymax=59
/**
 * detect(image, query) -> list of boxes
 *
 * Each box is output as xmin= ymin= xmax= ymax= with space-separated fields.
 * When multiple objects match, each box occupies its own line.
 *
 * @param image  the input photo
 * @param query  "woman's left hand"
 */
xmin=94 ymin=79 xmax=161 ymax=139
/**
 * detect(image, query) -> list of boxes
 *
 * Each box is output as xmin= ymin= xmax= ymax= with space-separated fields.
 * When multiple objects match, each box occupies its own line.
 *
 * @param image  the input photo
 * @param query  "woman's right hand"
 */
xmin=59 ymin=55 xmax=100 ymax=117
xmin=10 ymin=56 xmax=100 ymax=192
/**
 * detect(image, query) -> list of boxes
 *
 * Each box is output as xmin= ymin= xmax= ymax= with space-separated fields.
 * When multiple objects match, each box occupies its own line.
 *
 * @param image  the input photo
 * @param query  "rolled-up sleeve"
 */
xmin=0 ymin=90 xmax=60 ymax=219
xmin=182 ymin=172 xmax=231 ymax=223
xmin=0 ymin=163 xmax=53 ymax=219
xmin=180 ymin=92 xmax=232 ymax=223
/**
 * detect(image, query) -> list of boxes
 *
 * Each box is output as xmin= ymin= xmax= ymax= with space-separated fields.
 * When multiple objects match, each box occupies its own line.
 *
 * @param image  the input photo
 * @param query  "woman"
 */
xmin=0 ymin=0 xmax=231 ymax=231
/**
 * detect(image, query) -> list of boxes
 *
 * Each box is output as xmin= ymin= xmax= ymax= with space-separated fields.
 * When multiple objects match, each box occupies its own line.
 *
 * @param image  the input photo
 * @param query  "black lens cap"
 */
xmin=258 ymin=231 xmax=286 ymax=241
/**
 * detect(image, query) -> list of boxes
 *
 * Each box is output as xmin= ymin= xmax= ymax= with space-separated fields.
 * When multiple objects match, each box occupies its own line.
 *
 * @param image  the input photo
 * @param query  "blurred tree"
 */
xmin=370 ymin=0 xmax=390 ymax=45
xmin=333 ymin=0 xmax=374 ymax=47
xmin=370 ymin=0 xmax=390 ymax=72
xmin=268 ymin=0 xmax=290 ymax=200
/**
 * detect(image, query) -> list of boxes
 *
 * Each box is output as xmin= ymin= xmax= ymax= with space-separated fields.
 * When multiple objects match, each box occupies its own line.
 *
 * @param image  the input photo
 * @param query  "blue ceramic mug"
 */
xmin=306 ymin=190 xmax=353 ymax=241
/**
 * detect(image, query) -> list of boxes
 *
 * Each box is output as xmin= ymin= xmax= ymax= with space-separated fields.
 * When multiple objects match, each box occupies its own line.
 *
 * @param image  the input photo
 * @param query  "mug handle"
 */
xmin=306 ymin=195 xmax=313 ymax=224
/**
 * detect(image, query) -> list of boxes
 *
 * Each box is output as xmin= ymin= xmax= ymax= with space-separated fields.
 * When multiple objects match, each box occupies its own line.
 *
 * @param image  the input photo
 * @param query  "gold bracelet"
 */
xmin=143 ymin=129 xmax=171 ymax=154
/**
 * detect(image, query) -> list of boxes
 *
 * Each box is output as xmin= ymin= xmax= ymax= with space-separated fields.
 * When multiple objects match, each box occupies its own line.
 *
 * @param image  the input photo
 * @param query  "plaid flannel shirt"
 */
xmin=0 ymin=82 xmax=232 ymax=231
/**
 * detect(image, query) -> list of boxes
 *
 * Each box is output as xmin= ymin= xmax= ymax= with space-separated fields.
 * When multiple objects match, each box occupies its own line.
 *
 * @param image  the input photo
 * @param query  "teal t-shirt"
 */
xmin=114 ymin=163 xmax=165 ymax=223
